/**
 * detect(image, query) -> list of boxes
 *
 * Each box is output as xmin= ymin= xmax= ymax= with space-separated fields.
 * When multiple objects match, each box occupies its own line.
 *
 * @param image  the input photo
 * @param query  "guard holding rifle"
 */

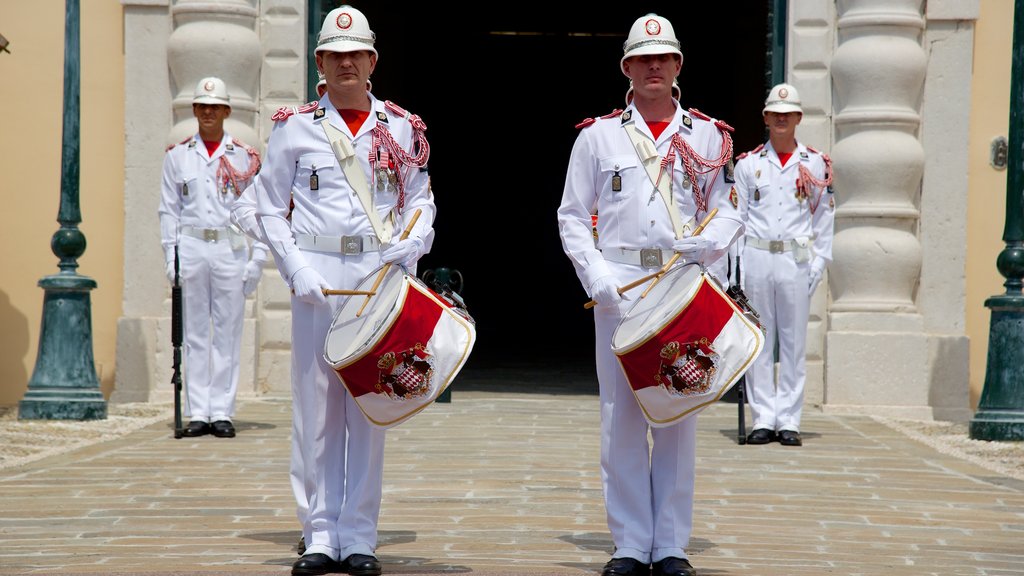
xmin=158 ymin=76 xmax=263 ymax=439
xmin=557 ymin=13 xmax=743 ymax=576
xmin=734 ymin=83 xmax=834 ymax=447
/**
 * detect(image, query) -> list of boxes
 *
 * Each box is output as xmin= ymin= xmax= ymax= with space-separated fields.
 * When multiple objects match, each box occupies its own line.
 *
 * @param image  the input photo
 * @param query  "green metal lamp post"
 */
xmin=971 ymin=0 xmax=1024 ymax=441
xmin=18 ymin=0 xmax=107 ymax=421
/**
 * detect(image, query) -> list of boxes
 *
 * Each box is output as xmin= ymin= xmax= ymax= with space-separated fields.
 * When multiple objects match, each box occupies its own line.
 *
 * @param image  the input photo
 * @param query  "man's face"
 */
xmin=763 ymin=111 xmax=802 ymax=137
xmin=317 ymin=50 xmax=377 ymax=95
xmin=192 ymin=103 xmax=230 ymax=133
xmin=623 ymin=53 xmax=681 ymax=100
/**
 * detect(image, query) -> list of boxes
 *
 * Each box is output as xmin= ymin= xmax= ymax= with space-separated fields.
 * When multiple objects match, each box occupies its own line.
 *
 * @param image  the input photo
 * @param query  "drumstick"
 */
xmin=583 ymin=208 xmax=717 ymax=309
xmin=322 ymin=289 xmax=376 ymax=296
xmin=355 ymin=208 xmax=422 ymax=317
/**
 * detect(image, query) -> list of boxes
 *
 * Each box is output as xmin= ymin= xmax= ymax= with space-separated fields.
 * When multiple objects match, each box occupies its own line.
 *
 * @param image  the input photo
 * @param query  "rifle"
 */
xmin=171 ymin=245 xmax=184 ymax=439
xmin=725 ymin=253 xmax=748 ymax=445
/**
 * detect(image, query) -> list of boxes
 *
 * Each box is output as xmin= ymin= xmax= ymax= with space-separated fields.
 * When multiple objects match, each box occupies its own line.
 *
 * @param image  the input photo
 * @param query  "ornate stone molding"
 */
xmin=167 ymin=0 xmax=260 ymax=146
xmin=831 ymin=0 xmax=926 ymax=316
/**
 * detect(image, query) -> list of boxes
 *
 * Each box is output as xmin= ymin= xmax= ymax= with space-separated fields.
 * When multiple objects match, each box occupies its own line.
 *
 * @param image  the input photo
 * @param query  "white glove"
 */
xmin=165 ymin=261 xmax=177 ymax=285
xmin=290 ymin=266 xmax=329 ymax=305
xmin=589 ymin=275 xmax=622 ymax=307
xmin=242 ymin=260 xmax=263 ymax=297
xmin=380 ymin=237 xmax=425 ymax=266
xmin=808 ymin=261 xmax=826 ymax=296
xmin=672 ymin=235 xmax=715 ymax=265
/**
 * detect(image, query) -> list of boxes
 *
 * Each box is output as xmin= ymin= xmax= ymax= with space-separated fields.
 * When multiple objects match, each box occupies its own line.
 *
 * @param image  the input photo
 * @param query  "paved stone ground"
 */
xmin=1 ymin=370 xmax=1023 ymax=575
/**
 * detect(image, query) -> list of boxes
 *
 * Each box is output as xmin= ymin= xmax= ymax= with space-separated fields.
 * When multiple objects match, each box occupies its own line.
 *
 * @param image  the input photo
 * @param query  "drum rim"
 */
xmin=326 ymin=269 xmax=410 ymax=369
xmin=611 ymin=264 xmax=704 ymax=355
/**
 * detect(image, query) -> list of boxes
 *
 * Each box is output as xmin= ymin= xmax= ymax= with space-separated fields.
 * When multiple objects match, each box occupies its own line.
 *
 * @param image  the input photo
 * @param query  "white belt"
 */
xmin=745 ymin=236 xmax=800 ymax=254
xmin=295 ymin=234 xmax=381 ymax=254
xmin=601 ymin=247 xmax=674 ymax=268
xmin=181 ymin=225 xmax=239 ymax=243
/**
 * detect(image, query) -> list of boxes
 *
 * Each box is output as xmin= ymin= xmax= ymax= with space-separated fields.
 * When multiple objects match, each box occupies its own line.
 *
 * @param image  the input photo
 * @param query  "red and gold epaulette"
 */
xmin=383 ymin=100 xmax=428 ymax=131
xmin=232 ymin=137 xmax=260 ymax=157
xmin=575 ymin=109 xmax=624 ymax=130
xmin=167 ymin=136 xmax=191 ymax=152
xmin=271 ymin=101 xmax=320 ymax=122
xmin=688 ymin=108 xmax=711 ymax=121
xmin=384 ymin=100 xmax=409 ymax=118
xmin=714 ymin=119 xmax=735 ymax=133
xmin=806 ymin=145 xmax=821 ymax=155
xmin=735 ymin=143 xmax=765 ymax=161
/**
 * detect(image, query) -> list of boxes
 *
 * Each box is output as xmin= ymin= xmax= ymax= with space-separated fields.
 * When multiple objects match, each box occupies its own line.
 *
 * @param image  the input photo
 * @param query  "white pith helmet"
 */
xmin=315 ymin=5 xmax=376 ymax=57
xmin=193 ymin=77 xmax=230 ymax=107
xmin=620 ymin=13 xmax=683 ymax=76
xmin=763 ymin=83 xmax=803 ymax=114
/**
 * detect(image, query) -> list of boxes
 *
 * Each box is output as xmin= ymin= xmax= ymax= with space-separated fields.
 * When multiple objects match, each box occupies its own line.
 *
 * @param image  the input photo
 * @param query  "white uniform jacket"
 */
xmin=558 ymin=103 xmax=744 ymax=292
xmin=158 ymin=132 xmax=263 ymax=262
xmin=733 ymin=141 xmax=834 ymax=271
xmin=255 ymin=94 xmax=435 ymax=283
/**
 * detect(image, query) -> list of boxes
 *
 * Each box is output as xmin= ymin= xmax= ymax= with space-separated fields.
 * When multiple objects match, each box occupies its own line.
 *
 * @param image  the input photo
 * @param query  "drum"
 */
xmin=325 ymin=265 xmax=477 ymax=428
xmin=612 ymin=263 xmax=765 ymax=427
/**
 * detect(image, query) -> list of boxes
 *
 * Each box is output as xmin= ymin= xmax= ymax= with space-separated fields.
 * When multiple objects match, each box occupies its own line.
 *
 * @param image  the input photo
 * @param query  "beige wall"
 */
xmin=967 ymin=0 xmax=1014 ymax=408
xmin=0 ymin=2 xmax=125 ymax=406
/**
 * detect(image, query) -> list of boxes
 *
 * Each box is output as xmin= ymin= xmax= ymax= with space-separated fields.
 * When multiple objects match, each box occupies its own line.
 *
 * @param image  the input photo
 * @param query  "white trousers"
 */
xmin=290 ymin=250 xmax=387 ymax=561
xmin=593 ymin=260 xmax=696 ymax=565
xmin=179 ymin=235 xmax=246 ymax=422
xmin=742 ymin=246 xmax=810 ymax=433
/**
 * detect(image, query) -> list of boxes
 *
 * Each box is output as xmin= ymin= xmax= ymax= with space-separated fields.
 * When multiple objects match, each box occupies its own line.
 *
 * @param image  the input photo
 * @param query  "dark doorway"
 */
xmin=315 ymin=4 xmax=770 ymax=378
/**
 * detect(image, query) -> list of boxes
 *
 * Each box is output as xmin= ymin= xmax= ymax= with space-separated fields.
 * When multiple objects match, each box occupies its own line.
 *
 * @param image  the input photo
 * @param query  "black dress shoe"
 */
xmin=342 ymin=553 xmax=382 ymax=576
xmin=296 ymin=535 xmax=306 ymax=556
xmin=602 ymin=557 xmax=649 ymax=576
xmin=211 ymin=420 xmax=236 ymax=438
xmin=745 ymin=428 xmax=775 ymax=445
xmin=181 ymin=421 xmax=210 ymax=437
xmin=292 ymin=553 xmax=343 ymax=576
xmin=778 ymin=430 xmax=803 ymax=446
xmin=652 ymin=557 xmax=696 ymax=576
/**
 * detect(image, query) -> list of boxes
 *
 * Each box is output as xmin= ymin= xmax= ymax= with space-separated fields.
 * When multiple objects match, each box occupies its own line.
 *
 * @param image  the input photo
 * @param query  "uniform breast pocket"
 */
xmin=598 ymin=155 xmax=640 ymax=202
xmin=178 ymin=173 xmax=198 ymax=198
xmin=295 ymin=153 xmax=337 ymax=196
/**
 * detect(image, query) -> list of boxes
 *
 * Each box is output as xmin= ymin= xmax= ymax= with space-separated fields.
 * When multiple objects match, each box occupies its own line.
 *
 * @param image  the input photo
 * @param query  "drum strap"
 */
xmin=320 ymin=120 xmax=394 ymax=244
xmin=624 ymin=124 xmax=692 ymax=240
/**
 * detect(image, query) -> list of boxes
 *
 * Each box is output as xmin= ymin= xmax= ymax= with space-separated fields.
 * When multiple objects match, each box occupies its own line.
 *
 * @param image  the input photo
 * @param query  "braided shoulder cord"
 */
xmin=657 ymin=130 xmax=734 ymax=213
xmin=216 ymin=140 xmax=261 ymax=197
xmin=368 ymin=117 xmax=430 ymax=212
xmin=797 ymin=153 xmax=833 ymax=214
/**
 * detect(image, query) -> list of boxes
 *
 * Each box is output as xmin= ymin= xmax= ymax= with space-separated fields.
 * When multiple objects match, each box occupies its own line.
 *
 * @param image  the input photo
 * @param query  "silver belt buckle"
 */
xmin=341 ymin=235 xmax=363 ymax=255
xmin=640 ymin=248 xmax=664 ymax=267
xmin=203 ymin=229 xmax=218 ymax=242
xmin=769 ymin=240 xmax=785 ymax=254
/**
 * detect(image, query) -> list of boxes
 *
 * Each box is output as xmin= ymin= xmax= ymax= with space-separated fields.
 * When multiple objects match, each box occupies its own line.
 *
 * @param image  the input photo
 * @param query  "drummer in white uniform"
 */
xmin=255 ymin=6 xmax=435 ymax=576
xmin=734 ymin=83 xmax=834 ymax=447
xmin=229 ymin=72 xmax=330 ymax=558
xmin=557 ymin=13 xmax=743 ymax=576
xmin=158 ymin=76 xmax=263 ymax=439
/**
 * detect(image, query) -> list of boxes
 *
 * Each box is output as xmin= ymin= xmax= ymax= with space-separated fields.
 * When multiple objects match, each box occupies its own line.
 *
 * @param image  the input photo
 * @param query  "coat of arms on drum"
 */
xmin=656 ymin=339 xmax=719 ymax=396
xmin=375 ymin=344 xmax=435 ymax=400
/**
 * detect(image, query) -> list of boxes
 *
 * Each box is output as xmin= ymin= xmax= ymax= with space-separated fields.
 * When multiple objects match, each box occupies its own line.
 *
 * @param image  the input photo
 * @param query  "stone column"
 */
xmin=827 ymin=0 xmax=931 ymax=417
xmin=167 ymin=0 xmax=260 ymax=146
xmin=786 ymin=0 xmax=836 ymax=409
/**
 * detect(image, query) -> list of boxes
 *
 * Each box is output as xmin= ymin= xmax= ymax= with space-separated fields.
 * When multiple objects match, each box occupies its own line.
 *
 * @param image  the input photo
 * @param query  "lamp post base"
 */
xmin=19 ymin=388 xmax=107 ymax=420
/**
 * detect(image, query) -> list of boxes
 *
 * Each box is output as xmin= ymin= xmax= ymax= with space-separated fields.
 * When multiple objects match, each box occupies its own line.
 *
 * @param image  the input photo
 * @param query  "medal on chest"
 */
xmin=310 ymin=166 xmax=319 ymax=191
xmin=612 ymin=168 xmax=622 ymax=192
